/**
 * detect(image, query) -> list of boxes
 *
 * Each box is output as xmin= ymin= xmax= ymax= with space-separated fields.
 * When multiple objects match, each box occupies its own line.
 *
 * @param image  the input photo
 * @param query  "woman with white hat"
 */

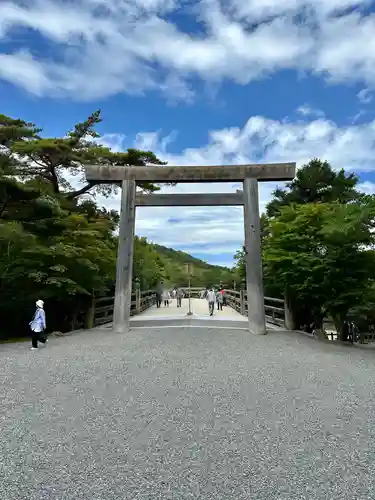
xmin=29 ymin=299 xmax=47 ymax=350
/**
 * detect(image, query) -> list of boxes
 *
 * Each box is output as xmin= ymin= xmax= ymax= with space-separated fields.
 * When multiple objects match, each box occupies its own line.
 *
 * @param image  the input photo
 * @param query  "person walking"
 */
xmin=206 ymin=287 xmax=216 ymax=316
xmin=156 ymin=280 xmax=164 ymax=308
xmin=218 ymin=286 xmax=226 ymax=306
xmin=156 ymin=281 xmax=164 ymax=308
xmin=162 ymin=290 xmax=170 ymax=307
xmin=216 ymin=290 xmax=224 ymax=311
xmin=156 ymin=293 xmax=162 ymax=308
xmin=176 ymin=288 xmax=183 ymax=308
xmin=29 ymin=300 xmax=47 ymax=350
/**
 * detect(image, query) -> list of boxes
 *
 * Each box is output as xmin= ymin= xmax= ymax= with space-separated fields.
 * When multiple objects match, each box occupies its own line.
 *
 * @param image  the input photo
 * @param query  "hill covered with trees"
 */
xmin=152 ymin=243 xmax=235 ymax=288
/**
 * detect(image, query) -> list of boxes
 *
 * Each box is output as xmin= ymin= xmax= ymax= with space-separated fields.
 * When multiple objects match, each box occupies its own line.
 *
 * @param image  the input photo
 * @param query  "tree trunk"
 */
xmin=292 ymin=300 xmax=313 ymax=331
xmin=312 ymin=308 xmax=326 ymax=340
xmin=331 ymin=310 xmax=348 ymax=341
xmin=70 ymin=309 xmax=79 ymax=331
xmin=50 ymin=168 xmax=60 ymax=194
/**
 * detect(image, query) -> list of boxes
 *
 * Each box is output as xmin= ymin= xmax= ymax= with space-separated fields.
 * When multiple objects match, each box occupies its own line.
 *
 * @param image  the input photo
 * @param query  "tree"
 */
xmin=133 ymin=236 xmax=164 ymax=289
xmin=263 ymin=201 xmax=375 ymax=337
xmin=233 ymin=247 xmax=246 ymax=282
xmin=7 ymin=110 xmax=168 ymax=199
xmin=266 ymin=158 xmax=360 ymax=218
xmin=0 ymin=175 xmax=119 ymax=336
xmin=0 ymin=114 xmax=41 ymax=174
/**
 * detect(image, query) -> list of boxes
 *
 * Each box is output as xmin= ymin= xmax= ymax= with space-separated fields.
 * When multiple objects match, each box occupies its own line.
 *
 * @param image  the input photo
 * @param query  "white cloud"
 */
xmin=357 ymin=181 xmax=375 ymax=194
xmin=1 ymin=0 xmax=375 ymax=100
xmin=90 ymin=111 xmax=375 ymax=265
xmin=0 ymin=51 xmax=52 ymax=95
xmin=357 ymin=88 xmax=373 ymax=104
xmin=296 ymin=104 xmax=325 ymax=118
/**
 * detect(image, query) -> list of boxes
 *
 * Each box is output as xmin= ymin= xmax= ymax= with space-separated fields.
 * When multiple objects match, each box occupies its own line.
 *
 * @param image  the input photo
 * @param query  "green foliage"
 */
xmin=234 ymin=157 xmax=375 ymax=334
xmin=0 ymin=114 xmax=41 ymax=173
xmin=6 ymin=110 xmax=168 ymax=199
xmin=263 ymin=202 xmax=375 ymax=317
xmin=266 ymin=158 xmax=360 ymax=218
xmin=0 ymin=177 xmax=117 ymax=336
xmin=233 ymin=247 xmax=246 ymax=282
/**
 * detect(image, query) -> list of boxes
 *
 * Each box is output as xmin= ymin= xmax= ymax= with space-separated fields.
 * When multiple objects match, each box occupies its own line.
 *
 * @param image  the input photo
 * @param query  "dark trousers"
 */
xmin=156 ymin=296 xmax=161 ymax=308
xmin=217 ymin=302 xmax=223 ymax=311
xmin=208 ymin=302 xmax=215 ymax=316
xmin=177 ymin=297 xmax=182 ymax=307
xmin=31 ymin=330 xmax=46 ymax=348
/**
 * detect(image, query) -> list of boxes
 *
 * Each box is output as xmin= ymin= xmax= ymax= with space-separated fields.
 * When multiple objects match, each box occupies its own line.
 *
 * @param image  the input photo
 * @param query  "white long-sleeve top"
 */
xmin=206 ymin=290 xmax=216 ymax=303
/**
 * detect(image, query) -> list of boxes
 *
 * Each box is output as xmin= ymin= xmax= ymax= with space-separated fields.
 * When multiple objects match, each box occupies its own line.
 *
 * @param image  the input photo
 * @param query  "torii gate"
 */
xmin=85 ymin=163 xmax=296 ymax=335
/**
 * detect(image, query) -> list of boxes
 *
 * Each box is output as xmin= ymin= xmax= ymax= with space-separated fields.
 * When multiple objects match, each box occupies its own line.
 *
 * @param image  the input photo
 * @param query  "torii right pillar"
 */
xmin=243 ymin=177 xmax=267 ymax=335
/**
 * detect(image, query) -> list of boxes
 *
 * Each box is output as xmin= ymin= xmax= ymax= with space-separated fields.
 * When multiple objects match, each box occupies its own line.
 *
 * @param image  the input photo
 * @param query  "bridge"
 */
xmin=88 ymin=288 xmax=288 ymax=332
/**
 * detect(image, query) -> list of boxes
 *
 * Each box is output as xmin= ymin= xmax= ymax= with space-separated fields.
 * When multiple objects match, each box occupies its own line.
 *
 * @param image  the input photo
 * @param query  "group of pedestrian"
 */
xmin=155 ymin=285 xmax=185 ymax=308
xmin=154 ymin=281 xmax=227 ymax=317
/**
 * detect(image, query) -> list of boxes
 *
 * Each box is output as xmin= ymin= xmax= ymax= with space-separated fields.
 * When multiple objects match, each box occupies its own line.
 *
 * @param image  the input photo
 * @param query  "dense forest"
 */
xmin=0 ymin=111 xmax=233 ymax=339
xmin=232 ymin=159 xmax=375 ymax=339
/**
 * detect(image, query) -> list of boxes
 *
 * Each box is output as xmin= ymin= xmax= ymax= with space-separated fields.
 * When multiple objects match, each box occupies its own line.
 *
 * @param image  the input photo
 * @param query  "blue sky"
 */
xmin=2 ymin=0 xmax=375 ymax=267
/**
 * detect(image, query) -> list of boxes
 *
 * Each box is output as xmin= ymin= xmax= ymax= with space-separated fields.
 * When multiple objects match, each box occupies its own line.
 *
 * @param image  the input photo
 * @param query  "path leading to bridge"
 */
xmin=1 ymin=325 xmax=373 ymax=499
xmin=140 ymin=297 xmax=245 ymax=319
xmin=131 ymin=297 xmax=281 ymax=330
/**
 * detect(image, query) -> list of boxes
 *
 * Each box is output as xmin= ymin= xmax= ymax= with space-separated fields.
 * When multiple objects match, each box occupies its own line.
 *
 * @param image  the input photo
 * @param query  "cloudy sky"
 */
xmin=2 ymin=0 xmax=375 ymax=266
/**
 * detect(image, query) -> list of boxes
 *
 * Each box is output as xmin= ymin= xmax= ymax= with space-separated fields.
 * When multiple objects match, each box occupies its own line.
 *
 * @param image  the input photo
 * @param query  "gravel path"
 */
xmin=1 ymin=328 xmax=374 ymax=499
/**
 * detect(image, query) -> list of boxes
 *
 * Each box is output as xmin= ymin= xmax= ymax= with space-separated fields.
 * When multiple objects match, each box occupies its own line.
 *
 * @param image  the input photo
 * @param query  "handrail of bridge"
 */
xmin=85 ymin=289 xmax=156 ymax=328
xmin=225 ymin=289 xmax=285 ymax=327
xmin=178 ymin=287 xmax=285 ymax=327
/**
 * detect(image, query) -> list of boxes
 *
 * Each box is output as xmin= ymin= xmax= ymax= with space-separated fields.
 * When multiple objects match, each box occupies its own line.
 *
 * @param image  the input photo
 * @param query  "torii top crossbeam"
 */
xmin=85 ymin=163 xmax=296 ymax=183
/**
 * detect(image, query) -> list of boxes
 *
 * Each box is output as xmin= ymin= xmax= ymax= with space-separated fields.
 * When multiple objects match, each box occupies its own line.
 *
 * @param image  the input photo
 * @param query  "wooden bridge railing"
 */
xmin=225 ymin=289 xmax=285 ymax=327
xmin=85 ymin=289 xmax=156 ymax=328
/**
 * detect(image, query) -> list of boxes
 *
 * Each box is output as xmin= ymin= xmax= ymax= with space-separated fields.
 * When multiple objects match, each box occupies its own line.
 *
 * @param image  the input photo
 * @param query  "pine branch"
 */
xmin=65 ymin=183 xmax=94 ymax=199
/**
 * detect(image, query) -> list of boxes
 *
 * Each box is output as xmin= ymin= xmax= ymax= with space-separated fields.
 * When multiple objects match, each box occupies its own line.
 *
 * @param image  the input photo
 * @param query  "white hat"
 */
xmin=36 ymin=300 xmax=44 ymax=308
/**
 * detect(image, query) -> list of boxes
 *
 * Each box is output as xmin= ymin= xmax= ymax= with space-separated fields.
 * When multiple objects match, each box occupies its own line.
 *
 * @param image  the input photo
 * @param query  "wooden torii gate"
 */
xmin=85 ymin=163 xmax=296 ymax=334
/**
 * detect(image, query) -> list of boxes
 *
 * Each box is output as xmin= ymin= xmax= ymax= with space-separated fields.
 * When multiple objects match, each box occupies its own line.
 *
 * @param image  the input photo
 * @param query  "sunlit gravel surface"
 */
xmin=1 ymin=327 xmax=374 ymax=499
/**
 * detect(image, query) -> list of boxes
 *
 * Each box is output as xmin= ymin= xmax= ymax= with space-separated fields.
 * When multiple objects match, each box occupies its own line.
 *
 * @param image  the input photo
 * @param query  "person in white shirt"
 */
xmin=206 ymin=287 xmax=216 ymax=316
xmin=162 ymin=290 xmax=170 ymax=307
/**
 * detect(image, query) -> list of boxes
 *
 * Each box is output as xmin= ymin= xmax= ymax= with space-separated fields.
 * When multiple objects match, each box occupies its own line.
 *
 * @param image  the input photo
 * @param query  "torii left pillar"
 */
xmin=113 ymin=180 xmax=136 ymax=332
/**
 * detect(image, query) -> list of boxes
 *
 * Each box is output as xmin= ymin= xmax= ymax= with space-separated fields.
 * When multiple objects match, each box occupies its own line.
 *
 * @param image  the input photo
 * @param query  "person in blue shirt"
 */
xmin=29 ymin=299 xmax=47 ymax=350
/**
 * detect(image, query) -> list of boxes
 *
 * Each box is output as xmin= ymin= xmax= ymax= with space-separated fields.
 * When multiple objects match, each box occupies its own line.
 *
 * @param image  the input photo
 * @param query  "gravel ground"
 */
xmin=1 ymin=328 xmax=375 ymax=500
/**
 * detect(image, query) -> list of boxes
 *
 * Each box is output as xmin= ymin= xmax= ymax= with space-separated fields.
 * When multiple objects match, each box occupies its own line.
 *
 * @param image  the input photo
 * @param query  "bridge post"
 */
xmin=113 ymin=180 xmax=136 ymax=332
xmin=84 ymin=296 xmax=95 ymax=329
xmin=243 ymin=178 xmax=267 ymax=335
xmin=284 ymin=288 xmax=297 ymax=330
xmin=240 ymin=283 xmax=246 ymax=316
xmin=135 ymin=289 xmax=141 ymax=314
